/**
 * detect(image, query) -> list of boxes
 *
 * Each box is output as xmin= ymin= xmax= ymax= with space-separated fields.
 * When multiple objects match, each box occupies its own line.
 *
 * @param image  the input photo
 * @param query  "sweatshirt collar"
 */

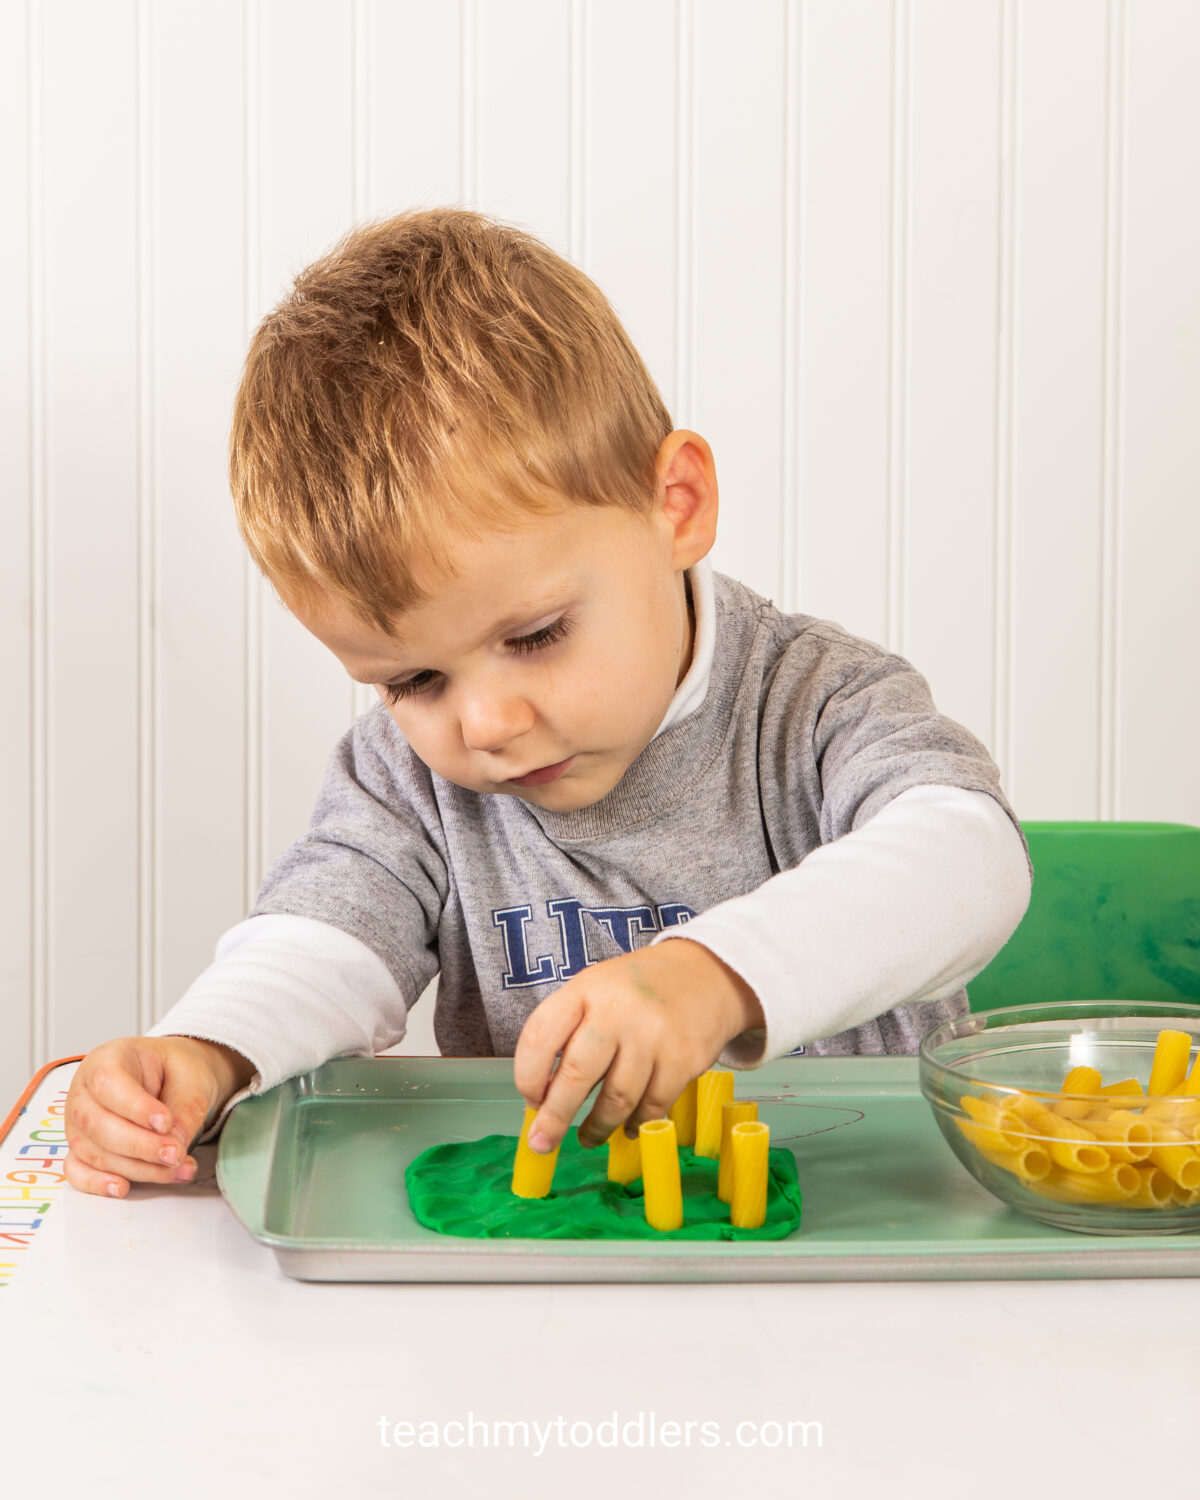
xmin=651 ymin=557 xmax=716 ymax=740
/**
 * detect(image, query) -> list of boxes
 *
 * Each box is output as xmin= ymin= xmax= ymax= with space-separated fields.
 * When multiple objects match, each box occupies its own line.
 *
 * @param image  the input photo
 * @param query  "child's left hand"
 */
xmin=512 ymin=938 xmax=765 ymax=1155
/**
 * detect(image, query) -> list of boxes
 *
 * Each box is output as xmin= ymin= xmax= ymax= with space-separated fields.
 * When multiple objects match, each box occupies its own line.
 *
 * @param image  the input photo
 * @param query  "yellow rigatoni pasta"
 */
xmin=717 ymin=1101 xmax=759 ymax=1203
xmin=730 ymin=1121 xmax=770 ymax=1229
xmin=1127 ymin=1164 xmax=1176 ymax=1209
xmin=1036 ymin=1162 xmax=1140 ymax=1205
xmin=1055 ymin=1066 xmax=1103 ymax=1119
xmin=954 ymin=1032 xmax=1200 ymax=1213
xmin=971 ymin=1139 xmax=1054 ymax=1183
xmin=1006 ymin=1093 xmax=1109 ymax=1172
xmin=668 ymin=1079 xmax=699 ymax=1147
xmin=1141 ymin=1098 xmax=1200 ymax=1134
xmin=958 ymin=1095 xmax=1028 ymax=1154
xmin=1005 ymin=1091 xmax=1056 ymax=1129
xmin=639 ymin=1119 xmax=683 ymax=1231
xmin=1098 ymin=1076 xmax=1144 ymax=1096
xmin=1062 ymin=1066 xmax=1102 ymax=1094
xmin=695 ymin=1070 xmax=734 ymax=1159
xmin=1147 ymin=1029 xmax=1193 ymax=1096
xmin=1095 ymin=1078 xmax=1145 ymax=1111
xmin=606 ymin=1126 xmax=642 ymax=1185
xmin=1146 ymin=1126 xmax=1200 ymax=1191
xmin=511 ymin=1106 xmax=560 ymax=1199
xmin=1081 ymin=1109 xmax=1153 ymax=1164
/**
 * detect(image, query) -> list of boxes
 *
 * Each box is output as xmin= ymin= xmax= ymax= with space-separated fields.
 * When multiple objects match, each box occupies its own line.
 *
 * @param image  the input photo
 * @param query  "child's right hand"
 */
xmin=64 ymin=1035 xmax=254 ymax=1198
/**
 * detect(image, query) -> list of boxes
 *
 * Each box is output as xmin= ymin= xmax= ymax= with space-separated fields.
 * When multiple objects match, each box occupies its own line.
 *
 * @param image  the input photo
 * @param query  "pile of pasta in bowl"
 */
xmin=920 ymin=1001 xmax=1200 ymax=1235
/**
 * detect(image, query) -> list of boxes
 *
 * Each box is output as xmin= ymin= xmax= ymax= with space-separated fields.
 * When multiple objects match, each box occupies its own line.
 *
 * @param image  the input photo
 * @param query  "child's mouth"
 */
xmin=506 ymin=756 xmax=575 ymax=788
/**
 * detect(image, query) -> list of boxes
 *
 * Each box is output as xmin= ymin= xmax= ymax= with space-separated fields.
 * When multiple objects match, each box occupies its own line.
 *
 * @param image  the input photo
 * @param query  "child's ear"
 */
xmin=655 ymin=429 xmax=718 ymax=569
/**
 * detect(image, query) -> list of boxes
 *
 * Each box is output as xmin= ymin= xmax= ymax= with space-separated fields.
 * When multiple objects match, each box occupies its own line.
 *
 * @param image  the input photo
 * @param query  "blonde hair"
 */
xmin=230 ymin=207 xmax=673 ymax=628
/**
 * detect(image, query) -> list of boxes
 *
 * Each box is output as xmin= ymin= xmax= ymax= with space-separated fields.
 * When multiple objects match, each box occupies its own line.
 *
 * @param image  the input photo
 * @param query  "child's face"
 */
xmin=290 ymin=460 xmax=713 ymax=811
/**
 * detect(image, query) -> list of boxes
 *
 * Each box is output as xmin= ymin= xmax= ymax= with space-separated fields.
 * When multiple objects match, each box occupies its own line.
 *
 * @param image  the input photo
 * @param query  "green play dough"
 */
xmin=405 ymin=1130 xmax=803 ymax=1240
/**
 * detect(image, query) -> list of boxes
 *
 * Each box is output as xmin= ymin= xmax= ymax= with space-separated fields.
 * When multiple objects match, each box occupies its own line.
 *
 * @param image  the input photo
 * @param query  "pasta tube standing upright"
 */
xmin=717 ymin=1101 xmax=759 ymax=1203
xmin=1148 ymin=1030 xmax=1193 ymax=1096
xmin=668 ymin=1079 xmax=699 ymax=1147
xmin=730 ymin=1121 xmax=770 ymax=1229
xmin=1062 ymin=1066 xmax=1103 ymax=1095
xmin=1056 ymin=1066 xmax=1103 ymax=1119
xmin=606 ymin=1126 xmax=642 ymax=1184
xmin=511 ymin=1106 xmax=560 ymax=1199
xmin=695 ymin=1070 xmax=734 ymax=1159
xmin=639 ymin=1119 xmax=683 ymax=1231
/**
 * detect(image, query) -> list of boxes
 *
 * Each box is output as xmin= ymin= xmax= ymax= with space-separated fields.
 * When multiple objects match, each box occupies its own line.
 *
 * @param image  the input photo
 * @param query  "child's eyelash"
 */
xmin=382 ymin=672 xmax=436 ymax=706
xmin=380 ymin=613 xmax=574 ymax=706
xmin=506 ymin=614 xmax=573 ymax=655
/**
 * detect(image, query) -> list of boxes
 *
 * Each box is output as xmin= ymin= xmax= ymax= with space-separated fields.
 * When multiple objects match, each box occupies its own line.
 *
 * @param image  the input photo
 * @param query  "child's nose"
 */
xmin=458 ymin=687 xmax=535 ymax=753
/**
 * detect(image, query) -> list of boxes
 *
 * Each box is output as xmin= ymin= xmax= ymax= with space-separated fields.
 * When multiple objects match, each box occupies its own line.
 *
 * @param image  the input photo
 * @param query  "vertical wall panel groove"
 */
xmin=353 ymin=0 xmax=369 ymax=224
xmin=461 ymin=0 xmax=477 ymax=207
xmin=780 ymin=0 xmax=800 ymax=614
xmin=29 ymin=0 xmax=48 ymax=1080
xmin=1 ymin=0 xmax=35 ymax=1106
xmin=887 ymin=0 xmax=911 ymax=656
xmin=30 ymin=0 xmax=49 ymax=1071
xmin=674 ymin=0 xmax=693 ymax=425
xmin=993 ymin=0 xmax=1017 ymax=796
xmin=136 ymin=0 xmax=157 ymax=1032
xmin=243 ymin=0 xmax=263 ymax=910
xmin=350 ymin=0 xmax=373 ymax=726
xmin=1099 ymin=0 xmax=1128 ymax=820
xmin=568 ymin=0 xmax=585 ymax=265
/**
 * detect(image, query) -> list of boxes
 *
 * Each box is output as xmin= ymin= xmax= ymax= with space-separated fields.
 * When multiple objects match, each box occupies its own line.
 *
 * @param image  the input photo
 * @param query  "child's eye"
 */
xmin=380 ymin=615 xmax=573 ymax=706
xmin=507 ymin=614 xmax=573 ymax=655
xmin=381 ymin=671 xmax=438 ymax=705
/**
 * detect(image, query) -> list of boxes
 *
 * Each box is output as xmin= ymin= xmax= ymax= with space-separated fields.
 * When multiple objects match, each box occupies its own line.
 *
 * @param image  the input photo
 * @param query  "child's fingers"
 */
xmin=156 ymin=1077 xmax=218 ymax=1155
xmin=622 ymin=1063 xmax=688 ymax=1134
xmin=82 ymin=1040 xmax=176 ymax=1137
xmin=62 ymin=1150 xmax=134 ymax=1199
xmin=512 ymin=986 xmax=587 ymax=1109
xmin=66 ymin=1082 xmax=198 ymax=1179
xmin=68 ymin=1080 xmax=187 ymax=1169
xmin=64 ymin=1138 xmax=197 ymax=1198
xmin=90 ymin=1037 xmax=212 ymax=1153
xmin=576 ymin=1049 xmax=655 ymax=1149
xmin=64 ymin=1092 xmax=199 ymax=1194
xmin=525 ymin=1027 xmax=619 ymax=1153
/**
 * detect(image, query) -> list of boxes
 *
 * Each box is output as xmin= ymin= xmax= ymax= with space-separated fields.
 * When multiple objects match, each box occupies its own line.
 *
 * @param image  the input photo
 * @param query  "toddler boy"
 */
xmin=64 ymin=208 xmax=1031 ymax=1197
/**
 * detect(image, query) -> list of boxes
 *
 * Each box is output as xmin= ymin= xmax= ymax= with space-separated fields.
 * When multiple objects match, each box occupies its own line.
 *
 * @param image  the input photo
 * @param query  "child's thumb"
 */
xmin=157 ymin=1082 xmax=213 ymax=1153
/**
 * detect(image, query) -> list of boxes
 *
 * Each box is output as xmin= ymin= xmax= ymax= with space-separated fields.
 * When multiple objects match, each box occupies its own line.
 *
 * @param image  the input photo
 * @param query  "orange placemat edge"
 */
xmin=0 ymin=1056 xmax=85 ymax=1149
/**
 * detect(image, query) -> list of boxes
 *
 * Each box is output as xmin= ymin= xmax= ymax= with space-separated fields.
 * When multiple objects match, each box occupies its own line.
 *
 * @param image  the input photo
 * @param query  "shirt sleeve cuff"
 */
xmin=650 ymin=784 xmax=1031 ymax=1064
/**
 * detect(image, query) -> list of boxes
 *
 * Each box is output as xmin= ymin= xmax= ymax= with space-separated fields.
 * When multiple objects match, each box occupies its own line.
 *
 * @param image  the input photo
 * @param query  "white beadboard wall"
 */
xmin=2 ymin=0 xmax=1198 ymax=1110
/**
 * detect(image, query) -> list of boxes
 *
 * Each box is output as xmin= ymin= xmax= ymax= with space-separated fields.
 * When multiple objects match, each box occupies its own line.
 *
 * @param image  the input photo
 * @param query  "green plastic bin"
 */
xmin=966 ymin=821 xmax=1200 ymax=1011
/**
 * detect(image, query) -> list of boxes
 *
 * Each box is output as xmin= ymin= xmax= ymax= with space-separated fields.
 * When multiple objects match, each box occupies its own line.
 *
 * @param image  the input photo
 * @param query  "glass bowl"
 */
xmin=919 ymin=1000 xmax=1200 ymax=1235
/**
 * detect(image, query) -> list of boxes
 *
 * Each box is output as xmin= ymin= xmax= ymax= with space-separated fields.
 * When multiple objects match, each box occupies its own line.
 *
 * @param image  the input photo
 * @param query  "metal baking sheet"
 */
xmin=216 ymin=1055 xmax=1200 ymax=1282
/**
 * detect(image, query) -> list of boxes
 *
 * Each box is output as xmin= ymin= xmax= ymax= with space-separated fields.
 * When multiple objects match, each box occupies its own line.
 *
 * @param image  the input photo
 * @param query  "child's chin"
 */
xmin=507 ymin=769 xmax=615 ymax=812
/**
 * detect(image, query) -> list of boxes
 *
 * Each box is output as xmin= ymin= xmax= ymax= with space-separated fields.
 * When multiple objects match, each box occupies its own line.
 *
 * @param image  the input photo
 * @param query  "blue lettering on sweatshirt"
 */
xmin=493 ymin=899 xmax=698 ymax=990
xmin=491 ymin=905 xmax=558 ymax=988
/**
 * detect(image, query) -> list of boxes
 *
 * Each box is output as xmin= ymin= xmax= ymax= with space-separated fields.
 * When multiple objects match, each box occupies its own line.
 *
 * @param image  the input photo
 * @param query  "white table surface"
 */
xmin=1 ymin=1060 xmax=1195 ymax=1497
